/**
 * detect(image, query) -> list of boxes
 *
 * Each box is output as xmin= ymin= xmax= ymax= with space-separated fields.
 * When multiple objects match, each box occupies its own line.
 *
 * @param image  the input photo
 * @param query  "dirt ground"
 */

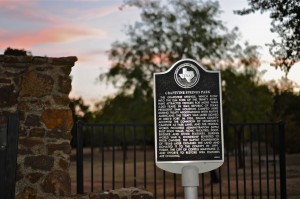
xmin=69 ymin=149 xmax=300 ymax=199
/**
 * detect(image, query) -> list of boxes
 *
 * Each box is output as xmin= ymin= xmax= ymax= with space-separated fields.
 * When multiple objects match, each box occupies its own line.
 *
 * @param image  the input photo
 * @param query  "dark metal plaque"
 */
xmin=154 ymin=59 xmax=224 ymax=173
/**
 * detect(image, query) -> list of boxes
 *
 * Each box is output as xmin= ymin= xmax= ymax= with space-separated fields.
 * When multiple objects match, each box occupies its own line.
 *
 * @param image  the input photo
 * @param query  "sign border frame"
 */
xmin=154 ymin=58 xmax=224 ymax=174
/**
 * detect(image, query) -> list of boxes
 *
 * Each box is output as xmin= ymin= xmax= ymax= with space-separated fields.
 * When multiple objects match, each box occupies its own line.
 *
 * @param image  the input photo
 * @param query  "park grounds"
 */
xmin=69 ymin=148 xmax=300 ymax=199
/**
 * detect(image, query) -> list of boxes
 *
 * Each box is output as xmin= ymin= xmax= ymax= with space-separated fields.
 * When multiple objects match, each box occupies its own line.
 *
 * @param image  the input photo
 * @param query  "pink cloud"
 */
xmin=0 ymin=1 xmax=125 ymax=23
xmin=77 ymin=49 xmax=109 ymax=63
xmin=0 ymin=25 xmax=106 ymax=49
xmin=64 ymin=5 xmax=123 ymax=21
xmin=0 ymin=28 xmax=7 ymax=35
xmin=85 ymin=6 xmax=120 ymax=18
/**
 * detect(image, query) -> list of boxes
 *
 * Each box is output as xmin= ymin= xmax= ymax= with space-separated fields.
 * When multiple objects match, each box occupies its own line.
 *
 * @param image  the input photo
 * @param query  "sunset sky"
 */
xmin=1 ymin=0 xmax=299 ymax=104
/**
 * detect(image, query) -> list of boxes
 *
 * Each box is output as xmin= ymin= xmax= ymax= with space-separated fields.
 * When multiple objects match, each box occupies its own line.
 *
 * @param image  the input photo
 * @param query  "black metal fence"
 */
xmin=76 ymin=121 xmax=286 ymax=199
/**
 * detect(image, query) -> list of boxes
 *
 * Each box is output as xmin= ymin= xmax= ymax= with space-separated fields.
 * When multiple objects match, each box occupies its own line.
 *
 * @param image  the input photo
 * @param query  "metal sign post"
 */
xmin=153 ymin=59 xmax=224 ymax=198
xmin=182 ymin=166 xmax=199 ymax=199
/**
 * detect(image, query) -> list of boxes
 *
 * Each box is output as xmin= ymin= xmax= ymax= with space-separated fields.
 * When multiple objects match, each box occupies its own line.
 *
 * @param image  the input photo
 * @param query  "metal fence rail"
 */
xmin=76 ymin=121 xmax=286 ymax=199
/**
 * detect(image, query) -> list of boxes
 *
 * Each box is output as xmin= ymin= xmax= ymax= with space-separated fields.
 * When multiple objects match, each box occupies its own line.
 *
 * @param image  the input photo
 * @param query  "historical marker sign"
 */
xmin=154 ymin=59 xmax=224 ymax=174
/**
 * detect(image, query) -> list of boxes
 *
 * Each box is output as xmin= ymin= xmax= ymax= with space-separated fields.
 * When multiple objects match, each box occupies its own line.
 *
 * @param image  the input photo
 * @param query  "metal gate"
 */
xmin=76 ymin=121 xmax=286 ymax=199
xmin=0 ymin=113 xmax=19 ymax=199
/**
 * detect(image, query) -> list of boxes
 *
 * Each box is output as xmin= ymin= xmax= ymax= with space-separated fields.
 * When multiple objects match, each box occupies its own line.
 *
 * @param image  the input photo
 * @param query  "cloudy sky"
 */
xmin=1 ymin=0 xmax=299 ymax=104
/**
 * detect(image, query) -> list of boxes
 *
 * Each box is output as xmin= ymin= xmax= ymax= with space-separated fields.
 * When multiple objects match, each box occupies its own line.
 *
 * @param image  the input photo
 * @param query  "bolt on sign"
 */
xmin=154 ymin=59 xmax=224 ymax=174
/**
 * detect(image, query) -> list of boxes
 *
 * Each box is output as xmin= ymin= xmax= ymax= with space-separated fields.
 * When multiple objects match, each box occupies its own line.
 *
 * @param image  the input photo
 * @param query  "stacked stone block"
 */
xmin=0 ymin=55 xmax=77 ymax=198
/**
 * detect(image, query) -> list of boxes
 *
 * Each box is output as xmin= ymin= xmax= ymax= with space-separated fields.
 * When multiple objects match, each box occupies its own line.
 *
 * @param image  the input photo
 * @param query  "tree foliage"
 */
xmin=93 ymin=94 xmax=153 ymax=123
xmin=69 ymin=97 xmax=93 ymax=122
xmin=222 ymin=68 xmax=273 ymax=122
xmin=101 ymin=0 xmax=243 ymax=98
xmin=235 ymin=0 xmax=300 ymax=75
xmin=271 ymin=85 xmax=300 ymax=153
xmin=4 ymin=47 xmax=31 ymax=56
xmin=92 ymin=0 xmax=300 ymax=152
xmin=98 ymin=0 xmax=270 ymax=123
xmin=69 ymin=97 xmax=93 ymax=146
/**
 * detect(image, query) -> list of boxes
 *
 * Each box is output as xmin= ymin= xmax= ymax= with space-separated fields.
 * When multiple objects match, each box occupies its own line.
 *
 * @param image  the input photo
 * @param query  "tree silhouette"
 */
xmin=4 ymin=47 xmax=31 ymax=56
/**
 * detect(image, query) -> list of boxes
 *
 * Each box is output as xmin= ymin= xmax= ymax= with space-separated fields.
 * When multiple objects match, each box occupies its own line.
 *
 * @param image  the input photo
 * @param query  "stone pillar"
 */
xmin=0 ymin=55 xmax=77 ymax=198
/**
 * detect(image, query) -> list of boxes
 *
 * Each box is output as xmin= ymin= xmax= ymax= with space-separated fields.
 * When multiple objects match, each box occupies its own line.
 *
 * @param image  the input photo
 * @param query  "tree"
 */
xmin=270 ymin=81 xmax=300 ymax=153
xmin=69 ymin=97 xmax=93 ymax=122
xmin=95 ymin=0 xmax=281 ymax=171
xmin=93 ymin=93 xmax=153 ymax=123
xmin=104 ymin=0 xmax=241 ymax=91
xmin=92 ymin=0 xmax=300 ymax=157
xmin=222 ymin=68 xmax=273 ymax=123
xmin=98 ymin=0 xmax=262 ymax=122
xmin=235 ymin=0 xmax=300 ymax=75
xmin=69 ymin=97 xmax=93 ymax=147
xmin=4 ymin=47 xmax=31 ymax=56
xmin=221 ymin=67 xmax=273 ymax=167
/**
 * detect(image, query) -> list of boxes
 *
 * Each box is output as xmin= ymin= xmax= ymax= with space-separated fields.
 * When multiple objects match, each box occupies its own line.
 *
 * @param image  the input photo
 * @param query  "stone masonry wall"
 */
xmin=0 ymin=55 xmax=77 ymax=199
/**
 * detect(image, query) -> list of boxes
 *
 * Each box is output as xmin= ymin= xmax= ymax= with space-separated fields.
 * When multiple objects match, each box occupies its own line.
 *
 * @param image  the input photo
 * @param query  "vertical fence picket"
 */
xmin=279 ymin=122 xmax=287 ymax=199
xmin=258 ymin=125 xmax=262 ymax=199
xmin=101 ymin=125 xmax=105 ymax=191
xmin=133 ymin=126 xmax=137 ymax=187
xmin=112 ymin=126 xmax=115 ymax=190
xmin=218 ymin=167 xmax=222 ymax=199
xmin=76 ymin=121 xmax=84 ymax=194
xmin=173 ymin=174 xmax=177 ymax=199
xmin=265 ymin=124 xmax=270 ymax=199
xmin=90 ymin=126 xmax=94 ymax=192
xmin=272 ymin=124 xmax=277 ymax=199
xmin=234 ymin=126 xmax=239 ymax=199
xmin=249 ymin=125 xmax=254 ymax=199
xmin=210 ymin=171 xmax=214 ymax=199
xmin=154 ymin=149 xmax=157 ymax=199
xmin=202 ymin=173 xmax=205 ymax=199
xmin=225 ymin=124 xmax=231 ymax=199
xmin=242 ymin=126 xmax=246 ymax=199
xmin=143 ymin=126 xmax=147 ymax=188
xmin=122 ymin=125 xmax=126 ymax=188
xmin=163 ymin=170 xmax=166 ymax=199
